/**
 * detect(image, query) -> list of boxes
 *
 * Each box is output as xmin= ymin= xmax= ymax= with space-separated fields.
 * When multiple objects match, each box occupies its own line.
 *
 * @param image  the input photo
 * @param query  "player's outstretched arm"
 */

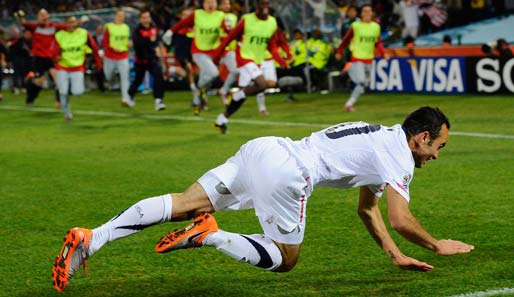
xmin=358 ymin=187 xmax=434 ymax=272
xmin=386 ymin=186 xmax=474 ymax=255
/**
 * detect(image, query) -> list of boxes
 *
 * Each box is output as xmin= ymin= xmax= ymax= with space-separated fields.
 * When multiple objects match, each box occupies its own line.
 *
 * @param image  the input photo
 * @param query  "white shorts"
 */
xmin=198 ymin=137 xmax=311 ymax=244
xmin=238 ymin=62 xmax=263 ymax=87
xmin=261 ymin=59 xmax=277 ymax=82
xmin=56 ymin=70 xmax=84 ymax=96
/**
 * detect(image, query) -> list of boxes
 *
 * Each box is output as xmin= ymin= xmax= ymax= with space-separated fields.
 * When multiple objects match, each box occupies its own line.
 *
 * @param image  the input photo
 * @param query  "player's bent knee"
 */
xmin=275 ymin=256 xmax=298 ymax=272
xmin=273 ymin=242 xmax=301 ymax=273
xmin=206 ymin=70 xmax=219 ymax=82
xmin=171 ymin=182 xmax=215 ymax=221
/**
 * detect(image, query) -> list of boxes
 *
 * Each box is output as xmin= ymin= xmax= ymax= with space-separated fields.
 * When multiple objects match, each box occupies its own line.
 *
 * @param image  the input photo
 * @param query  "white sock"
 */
xmin=216 ymin=113 xmax=229 ymax=125
xmin=190 ymin=83 xmax=197 ymax=91
xmin=346 ymin=84 xmax=365 ymax=106
xmin=89 ymin=194 xmax=172 ymax=256
xmin=60 ymin=94 xmax=72 ymax=119
xmin=155 ymin=98 xmax=163 ymax=104
xmin=256 ymin=92 xmax=266 ymax=111
xmin=232 ymin=90 xmax=246 ymax=102
xmin=204 ymin=230 xmax=282 ymax=271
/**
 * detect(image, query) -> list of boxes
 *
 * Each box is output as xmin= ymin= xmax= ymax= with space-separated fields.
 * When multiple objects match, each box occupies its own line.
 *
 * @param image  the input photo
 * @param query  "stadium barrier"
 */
xmin=369 ymin=56 xmax=514 ymax=94
xmin=389 ymin=45 xmax=514 ymax=57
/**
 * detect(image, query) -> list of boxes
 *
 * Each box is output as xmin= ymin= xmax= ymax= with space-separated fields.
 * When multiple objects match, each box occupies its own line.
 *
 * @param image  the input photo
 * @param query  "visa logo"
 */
xmin=370 ymin=58 xmax=464 ymax=93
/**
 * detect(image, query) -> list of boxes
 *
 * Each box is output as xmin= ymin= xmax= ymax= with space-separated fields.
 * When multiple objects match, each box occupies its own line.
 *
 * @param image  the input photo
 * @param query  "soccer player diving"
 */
xmin=52 ymin=106 xmax=474 ymax=292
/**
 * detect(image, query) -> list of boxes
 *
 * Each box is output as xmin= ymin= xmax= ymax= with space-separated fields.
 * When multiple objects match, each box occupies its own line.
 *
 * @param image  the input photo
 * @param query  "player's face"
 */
xmin=66 ymin=17 xmax=78 ymax=31
xmin=219 ymin=0 xmax=231 ymax=12
xmin=140 ymin=12 xmax=152 ymax=27
xmin=411 ymin=124 xmax=449 ymax=168
xmin=115 ymin=11 xmax=125 ymax=23
xmin=256 ymin=0 xmax=271 ymax=19
xmin=361 ymin=6 xmax=373 ymax=22
xmin=347 ymin=7 xmax=357 ymax=19
xmin=203 ymin=0 xmax=218 ymax=12
xmin=38 ymin=9 xmax=49 ymax=25
xmin=23 ymin=30 xmax=32 ymax=41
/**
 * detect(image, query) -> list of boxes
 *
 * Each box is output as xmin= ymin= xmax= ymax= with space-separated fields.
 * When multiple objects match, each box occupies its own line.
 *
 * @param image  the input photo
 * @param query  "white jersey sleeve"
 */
xmin=373 ymin=143 xmax=414 ymax=202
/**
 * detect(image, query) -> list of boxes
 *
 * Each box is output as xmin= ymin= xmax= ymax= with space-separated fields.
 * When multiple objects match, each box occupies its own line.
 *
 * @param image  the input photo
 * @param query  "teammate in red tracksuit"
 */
xmin=21 ymin=9 xmax=67 ymax=106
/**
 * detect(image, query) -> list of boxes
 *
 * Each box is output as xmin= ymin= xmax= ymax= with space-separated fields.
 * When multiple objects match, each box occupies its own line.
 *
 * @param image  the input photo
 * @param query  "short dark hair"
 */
xmin=139 ymin=10 xmax=150 ymax=18
xmin=402 ymin=106 xmax=450 ymax=140
xmin=360 ymin=3 xmax=373 ymax=11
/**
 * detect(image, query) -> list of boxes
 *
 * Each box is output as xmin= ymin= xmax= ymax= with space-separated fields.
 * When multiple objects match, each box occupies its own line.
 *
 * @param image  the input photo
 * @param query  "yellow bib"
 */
xmin=239 ymin=13 xmax=277 ymax=64
xmin=194 ymin=9 xmax=225 ymax=51
xmin=105 ymin=22 xmax=130 ymax=52
xmin=55 ymin=28 xmax=88 ymax=68
xmin=349 ymin=21 xmax=381 ymax=60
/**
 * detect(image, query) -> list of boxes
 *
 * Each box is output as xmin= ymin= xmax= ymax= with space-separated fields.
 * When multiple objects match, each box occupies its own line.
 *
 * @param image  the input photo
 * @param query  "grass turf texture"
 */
xmin=0 ymin=90 xmax=513 ymax=297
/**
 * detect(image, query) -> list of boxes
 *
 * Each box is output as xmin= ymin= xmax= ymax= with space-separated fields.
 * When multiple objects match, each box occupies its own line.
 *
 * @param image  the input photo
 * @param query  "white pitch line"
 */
xmin=450 ymin=131 xmax=514 ymax=139
xmin=449 ymin=287 xmax=514 ymax=297
xmin=1 ymin=105 xmax=514 ymax=139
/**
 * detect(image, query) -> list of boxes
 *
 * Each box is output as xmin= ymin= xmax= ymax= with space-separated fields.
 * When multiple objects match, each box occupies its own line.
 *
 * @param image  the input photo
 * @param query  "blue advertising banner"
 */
xmin=369 ymin=57 xmax=467 ymax=94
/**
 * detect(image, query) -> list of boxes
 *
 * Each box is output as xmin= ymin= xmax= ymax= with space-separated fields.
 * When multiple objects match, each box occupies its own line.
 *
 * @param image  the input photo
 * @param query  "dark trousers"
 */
xmin=26 ymin=57 xmax=57 ymax=104
xmin=12 ymin=58 xmax=30 ymax=89
xmin=128 ymin=61 xmax=164 ymax=100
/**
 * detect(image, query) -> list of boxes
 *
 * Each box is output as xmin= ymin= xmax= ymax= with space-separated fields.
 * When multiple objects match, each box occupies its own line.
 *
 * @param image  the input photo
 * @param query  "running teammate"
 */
xmin=0 ymin=41 xmax=6 ymax=101
xmin=164 ymin=0 xmax=228 ymax=114
xmin=256 ymin=21 xmax=291 ymax=115
xmin=102 ymin=9 xmax=132 ymax=107
xmin=127 ymin=11 xmax=166 ymax=111
xmin=55 ymin=16 xmax=102 ymax=121
xmin=169 ymin=7 xmax=197 ymax=103
xmin=335 ymin=4 xmax=389 ymax=112
xmin=51 ymin=106 xmax=474 ymax=292
xmin=20 ymin=9 xmax=66 ymax=107
xmin=213 ymin=0 xmax=288 ymax=134
xmin=218 ymin=0 xmax=239 ymax=105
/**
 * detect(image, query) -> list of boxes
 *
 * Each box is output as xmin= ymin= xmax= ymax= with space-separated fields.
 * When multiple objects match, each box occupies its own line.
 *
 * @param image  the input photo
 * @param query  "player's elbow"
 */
xmin=357 ymin=207 xmax=372 ymax=220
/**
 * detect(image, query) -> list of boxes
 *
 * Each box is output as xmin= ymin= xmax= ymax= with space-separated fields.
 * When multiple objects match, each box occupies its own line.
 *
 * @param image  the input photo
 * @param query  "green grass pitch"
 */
xmin=0 ymin=89 xmax=513 ymax=296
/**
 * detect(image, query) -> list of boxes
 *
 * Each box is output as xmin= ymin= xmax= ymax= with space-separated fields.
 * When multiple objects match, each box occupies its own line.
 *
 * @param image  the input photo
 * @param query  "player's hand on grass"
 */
xmin=435 ymin=239 xmax=474 ymax=255
xmin=393 ymin=254 xmax=434 ymax=272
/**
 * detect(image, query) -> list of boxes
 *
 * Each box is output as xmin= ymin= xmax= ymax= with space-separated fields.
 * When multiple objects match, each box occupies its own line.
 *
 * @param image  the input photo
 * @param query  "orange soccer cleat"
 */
xmin=155 ymin=213 xmax=218 ymax=253
xmin=52 ymin=227 xmax=92 ymax=292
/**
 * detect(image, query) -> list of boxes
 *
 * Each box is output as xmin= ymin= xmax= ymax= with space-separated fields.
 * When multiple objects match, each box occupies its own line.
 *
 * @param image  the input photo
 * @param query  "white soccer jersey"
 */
xmin=279 ymin=122 xmax=415 ymax=202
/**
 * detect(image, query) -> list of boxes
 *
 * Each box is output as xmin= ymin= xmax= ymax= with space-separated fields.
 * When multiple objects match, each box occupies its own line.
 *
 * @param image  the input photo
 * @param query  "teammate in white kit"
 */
xmin=52 ymin=106 xmax=474 ymax=291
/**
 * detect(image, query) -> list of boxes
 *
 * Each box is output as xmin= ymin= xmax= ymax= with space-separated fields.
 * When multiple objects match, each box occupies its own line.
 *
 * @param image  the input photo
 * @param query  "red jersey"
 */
xmin=23 ymin=21 xmax=66 ymax=59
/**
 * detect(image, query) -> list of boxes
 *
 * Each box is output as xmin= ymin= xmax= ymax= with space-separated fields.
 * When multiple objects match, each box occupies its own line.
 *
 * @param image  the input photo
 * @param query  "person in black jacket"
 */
xmin=127 ymin=11 xmax=166 ymax=111
xmin=8 ymin=29 xmax=32 ymax=95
